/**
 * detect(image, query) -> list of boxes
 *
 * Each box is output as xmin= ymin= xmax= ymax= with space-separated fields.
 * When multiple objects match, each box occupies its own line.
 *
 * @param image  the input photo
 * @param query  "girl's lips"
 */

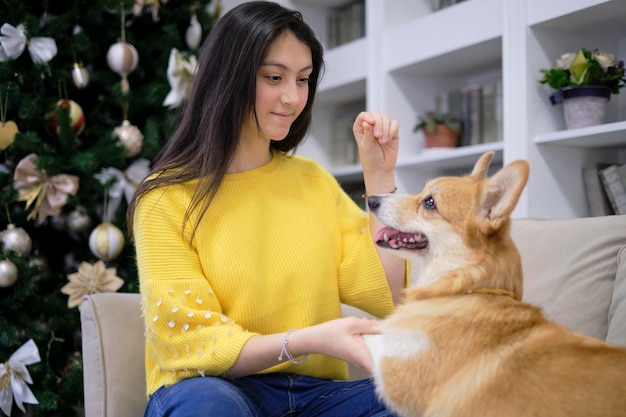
xmin=272 ymin=112 xmax=293 ymax=122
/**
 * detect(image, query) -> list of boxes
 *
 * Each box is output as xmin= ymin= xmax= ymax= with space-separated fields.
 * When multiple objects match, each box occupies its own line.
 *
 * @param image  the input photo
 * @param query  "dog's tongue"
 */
xmin=374 ymin=227 xmax=395 ymax=243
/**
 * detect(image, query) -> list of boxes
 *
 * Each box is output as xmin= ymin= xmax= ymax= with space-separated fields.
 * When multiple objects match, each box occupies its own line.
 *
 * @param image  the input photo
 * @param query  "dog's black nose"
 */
xmin=367 ymin=196 xmax=381 ymax=212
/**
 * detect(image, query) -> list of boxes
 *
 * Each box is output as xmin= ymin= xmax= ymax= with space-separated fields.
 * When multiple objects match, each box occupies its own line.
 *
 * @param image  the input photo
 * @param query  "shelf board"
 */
xmin=291 ymin=0 xmax=354 ymax=7
xmin=396 ymin=142 xmax=504 ymax=171
xmin=316 ymin=79 xmax=366 ymax=104
xmin=330 ymin=142 xmax=503 ymax=181
xmin=385 ymin=0 xmax=502 ymax=74
xmin=329 ymin=142 xmax=504 ymax=179
xmin=389 ymin=38 xmax=502 ymax=79
xmin=318 ymin=38 xmax=367 ymax=94
xmin=528 ymin=0 xmax=624 ymax=34
xmin=535 ymin=120 xmax=626 ymax=148
xmin=330 ymin=163 xmax=363 ymax=180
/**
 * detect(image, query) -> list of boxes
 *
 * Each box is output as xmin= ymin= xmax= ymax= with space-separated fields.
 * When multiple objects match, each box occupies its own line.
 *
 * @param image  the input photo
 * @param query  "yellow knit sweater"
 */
xmin=133 ymin=152 xmax=396 ymax=396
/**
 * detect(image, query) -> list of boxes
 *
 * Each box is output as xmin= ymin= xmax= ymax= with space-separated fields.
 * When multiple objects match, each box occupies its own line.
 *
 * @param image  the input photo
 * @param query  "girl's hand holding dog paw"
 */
xmin=303 ymin=316 xmax=381 ymax=373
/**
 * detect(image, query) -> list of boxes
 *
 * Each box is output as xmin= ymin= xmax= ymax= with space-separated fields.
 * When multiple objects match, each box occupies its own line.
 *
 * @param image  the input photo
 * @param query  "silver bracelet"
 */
xmin=277 ymin=329 xmax=309 ymax=365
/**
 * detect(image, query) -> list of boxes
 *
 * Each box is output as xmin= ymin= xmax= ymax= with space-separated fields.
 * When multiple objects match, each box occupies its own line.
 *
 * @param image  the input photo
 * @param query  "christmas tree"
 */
xmin=0 ymin=1 xmax=218 ymax=415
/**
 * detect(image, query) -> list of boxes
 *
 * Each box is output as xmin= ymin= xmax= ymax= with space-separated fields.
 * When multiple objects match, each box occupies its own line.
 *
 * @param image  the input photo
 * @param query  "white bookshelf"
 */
xmin=221 ymin=0 xmax=626 ymax=219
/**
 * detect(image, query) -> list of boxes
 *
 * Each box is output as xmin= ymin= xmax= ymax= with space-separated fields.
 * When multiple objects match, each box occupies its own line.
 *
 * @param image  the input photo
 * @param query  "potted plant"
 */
xmin=414 ymin=111 xmax=462 ymax=148
xmin=539 ymin=48 xmax=626 ymax=129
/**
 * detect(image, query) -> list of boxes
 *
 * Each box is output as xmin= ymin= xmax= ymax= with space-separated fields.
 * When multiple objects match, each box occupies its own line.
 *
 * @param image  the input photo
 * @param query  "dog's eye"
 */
xmin=423 ymin=196 xmax=436 ymax=210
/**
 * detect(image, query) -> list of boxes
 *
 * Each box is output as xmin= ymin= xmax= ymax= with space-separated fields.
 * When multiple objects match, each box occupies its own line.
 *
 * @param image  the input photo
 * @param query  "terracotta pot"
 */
xmin=550 ymin=86 xmax=611 ymax=129
xmin=423 ymin=125 xmax=460 ymax=148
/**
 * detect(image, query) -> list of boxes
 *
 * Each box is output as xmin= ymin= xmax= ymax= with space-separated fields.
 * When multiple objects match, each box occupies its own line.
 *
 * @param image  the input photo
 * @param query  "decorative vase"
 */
xmin=423 ymin=125 xmax=460 ymax=149
xmin=550 ymin=86 xmax=611 ymax=129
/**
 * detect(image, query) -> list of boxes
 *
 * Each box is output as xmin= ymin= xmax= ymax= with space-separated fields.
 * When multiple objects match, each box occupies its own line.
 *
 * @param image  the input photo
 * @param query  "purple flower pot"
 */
xmin=550 ymin=86 xmax=611 ymax=129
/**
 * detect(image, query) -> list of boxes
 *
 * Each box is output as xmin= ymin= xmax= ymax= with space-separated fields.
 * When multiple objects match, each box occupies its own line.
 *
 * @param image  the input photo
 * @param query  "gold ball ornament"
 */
xmin=89 ymin=222 xmax=125 ymax=261
xmin=113 ymin=120 xmax=143 ymax=158
xmin=45 ymin=99 xmax=86 ymax=138
xmin=72 ymin=62 xmax=90 ymax=89
xmin=0 ymin=259 xmax=18 ymax=287
xmin=1 ymin=224 xmax=32 ymax=257
xmin=106 ymin=42 xmax=139 ymax=77
xmin=0 ymin=120 xmax=18 ymax=150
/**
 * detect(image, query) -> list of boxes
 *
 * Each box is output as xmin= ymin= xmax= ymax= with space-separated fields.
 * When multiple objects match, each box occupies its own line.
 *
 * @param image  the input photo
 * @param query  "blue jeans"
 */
xmin=144 ymin=373 xmax=397 ymax=417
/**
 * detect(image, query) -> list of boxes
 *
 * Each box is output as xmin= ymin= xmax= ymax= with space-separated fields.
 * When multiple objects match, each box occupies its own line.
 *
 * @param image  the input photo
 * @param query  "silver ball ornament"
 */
xmin=1 ymin=224 xmax=32 ymax=257
xmin=0 ymin=259 xmax=18 ymax=287
xmin=50 ymin=214 xmax=68 ymax=231
xmin=29 ymin=254 xmax=47 ymax=271
xmin=28 ymin=253 xmax=48 ymax=282
xmin=67 ymin=206 xmax=92 ymax=234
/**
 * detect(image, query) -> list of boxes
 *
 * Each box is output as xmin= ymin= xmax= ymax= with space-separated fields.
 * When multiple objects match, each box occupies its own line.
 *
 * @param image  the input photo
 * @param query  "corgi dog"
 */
xmin=364 ymin=151 xmax=626 ymax=417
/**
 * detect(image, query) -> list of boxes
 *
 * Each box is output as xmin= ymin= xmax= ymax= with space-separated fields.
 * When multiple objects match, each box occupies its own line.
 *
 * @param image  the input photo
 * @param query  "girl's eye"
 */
xmin=423 ymin=196 xmax=436 ymax=210
xmin=267 ymin=75 xmax=281 ymax=82
xmin=298 ymin=77 xmax=310 ymax=84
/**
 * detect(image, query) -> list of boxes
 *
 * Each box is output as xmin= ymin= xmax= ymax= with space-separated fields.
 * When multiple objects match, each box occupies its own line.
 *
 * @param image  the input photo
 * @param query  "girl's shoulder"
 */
xmin=282 ymin=153 xmax=335 ymax=181
xmin=140 ymin=172 xmax=197 ymax=205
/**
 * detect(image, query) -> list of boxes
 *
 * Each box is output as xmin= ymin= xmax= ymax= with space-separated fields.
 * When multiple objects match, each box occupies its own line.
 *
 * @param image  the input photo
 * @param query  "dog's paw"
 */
xmin=362 ymin=334 xmax=383 ymax=375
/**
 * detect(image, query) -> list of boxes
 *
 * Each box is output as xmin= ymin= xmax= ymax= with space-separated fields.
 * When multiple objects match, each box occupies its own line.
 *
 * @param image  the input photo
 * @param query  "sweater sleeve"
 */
xmin=332 ymin=179 xmax=397 ymax=318
xmin=134 ymin=185 xmax=257 ymax=385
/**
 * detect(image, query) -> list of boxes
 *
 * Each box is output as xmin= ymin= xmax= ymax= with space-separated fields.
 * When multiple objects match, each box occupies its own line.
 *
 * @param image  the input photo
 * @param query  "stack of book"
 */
xmin=327 ymin=0 xmax=365 ymax=48
xmin=584 ymin=163 xmax=626 ymax=216
xmin=330 ymin=114 xmax=358 ymax=167
xmin=437 ymin=77 xmax=503 ymax=147
xmin=329 ymin=100 xmax=364 ymax=167
xmin=432 ymin=0 xmax=469 ymax=11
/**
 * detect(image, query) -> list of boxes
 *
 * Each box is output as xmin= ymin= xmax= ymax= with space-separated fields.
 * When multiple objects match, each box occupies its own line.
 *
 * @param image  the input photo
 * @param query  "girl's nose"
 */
xmin=280 ymin=82 xmax=298 ymax=105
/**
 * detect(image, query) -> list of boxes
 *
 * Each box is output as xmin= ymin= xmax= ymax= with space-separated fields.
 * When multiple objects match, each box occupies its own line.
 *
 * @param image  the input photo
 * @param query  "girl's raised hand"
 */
xmin=352 ymin=110 xmax=399 ymax=176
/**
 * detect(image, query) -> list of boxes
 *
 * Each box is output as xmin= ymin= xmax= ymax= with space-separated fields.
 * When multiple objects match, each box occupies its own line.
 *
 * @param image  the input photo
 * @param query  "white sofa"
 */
xmin=80 ymin=215 xmax=626 ymax=417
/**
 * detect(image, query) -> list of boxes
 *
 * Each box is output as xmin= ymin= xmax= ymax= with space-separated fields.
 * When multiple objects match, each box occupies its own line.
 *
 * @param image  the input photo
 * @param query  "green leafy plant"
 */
xmin=540 ymin=48 xmax=626 ymax=94
xmin=414 ymin=111 xmax=462 ymax=134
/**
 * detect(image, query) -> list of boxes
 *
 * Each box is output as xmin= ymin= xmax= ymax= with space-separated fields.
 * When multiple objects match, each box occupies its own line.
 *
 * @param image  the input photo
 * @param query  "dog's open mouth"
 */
xmin=374 ymin=227 xmax=428 ymax=250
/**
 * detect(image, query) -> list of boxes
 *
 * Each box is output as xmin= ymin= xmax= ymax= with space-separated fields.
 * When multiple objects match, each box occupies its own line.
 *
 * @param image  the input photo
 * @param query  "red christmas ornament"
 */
xmin=45 ymin=99 xmax=86 ymax=138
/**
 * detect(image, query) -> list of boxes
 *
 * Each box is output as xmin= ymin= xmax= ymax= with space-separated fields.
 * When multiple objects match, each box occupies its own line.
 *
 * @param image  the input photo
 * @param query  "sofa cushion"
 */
xmin=607 ymin=247 xmax=626 ymax=347
xmin=511 ymin=216 xmax=626 ymax=343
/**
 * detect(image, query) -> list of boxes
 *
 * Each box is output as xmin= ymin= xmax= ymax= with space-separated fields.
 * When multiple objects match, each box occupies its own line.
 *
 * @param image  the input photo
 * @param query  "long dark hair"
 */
xmin=127 ymin=1 xmax=324 ymax=239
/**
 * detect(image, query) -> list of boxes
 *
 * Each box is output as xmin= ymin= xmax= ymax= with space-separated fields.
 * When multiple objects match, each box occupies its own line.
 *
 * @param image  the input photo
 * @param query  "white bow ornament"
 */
xmin=95 ymin=158 xmax=150 ymax=222
xmin=0 ymin=339 xmax=40 ymax=416
xmin=163 ymin=48 xmax=197 ymax=109
xmin=0 ymin=23 xmax=57 ymax=64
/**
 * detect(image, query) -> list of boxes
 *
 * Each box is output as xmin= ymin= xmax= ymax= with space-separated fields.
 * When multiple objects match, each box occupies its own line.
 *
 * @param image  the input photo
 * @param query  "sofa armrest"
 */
xmin=80 ymin=292 xmax=146 ymax=417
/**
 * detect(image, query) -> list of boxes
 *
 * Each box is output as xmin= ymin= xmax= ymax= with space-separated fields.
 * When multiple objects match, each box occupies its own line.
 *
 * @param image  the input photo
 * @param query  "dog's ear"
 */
xmin=477 ymin=159 xmax=530 ymax=233
xmin=470 ymin=151 xmax=495 ymax=179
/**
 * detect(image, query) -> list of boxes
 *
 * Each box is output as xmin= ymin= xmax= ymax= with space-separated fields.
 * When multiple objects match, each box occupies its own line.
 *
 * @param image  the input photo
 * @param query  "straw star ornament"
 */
xmin=61 ymin=261 xmax=124 ymax=308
